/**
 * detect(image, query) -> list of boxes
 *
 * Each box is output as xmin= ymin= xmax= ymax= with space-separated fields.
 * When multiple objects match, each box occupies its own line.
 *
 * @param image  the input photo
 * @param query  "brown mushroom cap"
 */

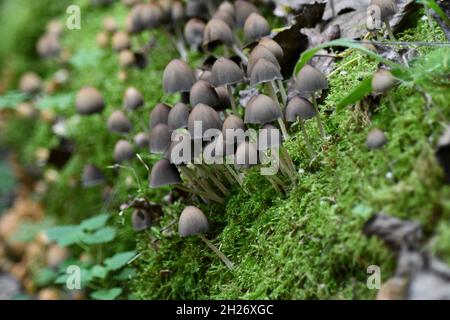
xmin=186 ymin=0 xmax=208 ymax=18
xmin=190 ymin=80 xmax=220 ymax=108
xmin=163 ymin=59 xmax=196 ymax=93
xmin=134 ymin=132 xmax=149 ymax=149
xmin=168 ymin=102 xmax=190 ymax=131
xmin=149 ymin=123 xmax=171 ymax=154
xmin=366 ymin=128 xmax=387 ymax=149
xmin=212 ymin=10 xmax=235 ymax=28
xmin=222 ymin=114 xmax=245 ymax=143
xmin=82 ymin=164 xmax=105 ymax=187
xmin=19 ymin=72 xmax=42 ymax=95
xmin=37 ymin=34 xmax=61 ymax=58
xmin=370 ymin=0 xmax=398 ymax=20
xmin=244 ymin=94 xmax=282 ymax=124
xmin=119 ymin=50 xmax=135 ymax=68
xmin=211 ymin=57 xmax=244 ymax=87
xmin=178 ymin=206 xmax=209 ymax=237
xmin=184 ymin=18 xmax=205 ymax=49
xmin=258 ymin=37 xmax=283 ymax=61
xmin=114 ymin=139 xmax=134 ymax=163
xmin=285 ymin=96 xmax=317 ymax=122
xmin=372 ymin=69 xmax=397 ymax=94
xmin=123 ymin=87 xmax=144 ymax=111
xmin=215 ymin=86 xmax=232 ymax=109
xmin=171 ymin=1 xmax=184 ymax=23
xmin=247 ymin=45 xmax=280 ymax=76
xmin=46 ymin=20 xmax=64 ymax=38
xmin=112 ymin=31 xmax=131 ymax=51
xmin=188 ymin=103 xmax=222 ymax=139
xmin=244 ymin=13 xmax=270 ymax=42
xmin=75 ymin=86 xmax=105 ymax=115
xmin=149 ymin=158 xmax=182 ymax=188
xmin=140 ymin=3 xmax=163 ymax=29
xmin=203 ymin=18 xmax=234 ymax=50
xmin=132 ymin=210 xmax=151 ymax=231
xmin=103 ymin=16 xmax=118 ymax=33
xmin=235 ymin=0 xmax=259 ymax=28
xmin=294 ymin=64 xmax=328 ymax=97
xmin=249 ymin=58 xmax=282 ymax=86
xmin=149 ymin=103 xmax=170 ymax=129
xmin=96 ymin=31 xmax=109 ymax=48
xmin=234 ymin=141 xmax=259 ymax=169
xmin=108 ymin=111 xmax=132 ymax=134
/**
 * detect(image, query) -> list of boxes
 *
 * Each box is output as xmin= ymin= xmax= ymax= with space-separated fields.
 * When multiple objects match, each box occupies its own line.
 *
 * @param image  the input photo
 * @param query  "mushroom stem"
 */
xmin=330 ymin=0 xmax=336 ymax=17
xmin=266 ymin=176 xmax=283 ymax=195
xmin=383 ymin=18 xmax=396 ymax=41
xmin=277 ymin=118 xmax=290 ymax=140
xmin=424 ymin=4 xmax=434 ymax=30
xmin=226 ymin=85 xmax=238 ymax=115
xmin=224 ymin=163 xmax=249 ymax=193
xmin=231 ymin=43 xmax=248 ymax=65
xmin=298 ymin=118 xmax=315 ymax=158
xmin=175 ymin=184 xmax=211 ymax=203
xmin=180 ymin=166 xmax=224 ymax=202
xmin=218 ymin=164 xmax=235 ymax=185
xmin=271 ymin=174 xmax=288 ymax=192
xmin=266 ymin=82 xmax=282 ymax=111
xmin=387 ymin=94 xmax=398 ymax=114
xmin=199 ymin=234 xmax=234 ymax=270
xmin=311 ymin=92 xmax=326 ymax=139
xmin=199 ymin=164 xmax=230 ymax=196
xmin=277 ymin=79 xmax=287 ymax=106
xmin=279 ymin=146 xmax=297 ymax=184
xmin=175 ymin=25 xmax=188 ymax=62
xmin=382 ymin=148 xmax=395 ymax=180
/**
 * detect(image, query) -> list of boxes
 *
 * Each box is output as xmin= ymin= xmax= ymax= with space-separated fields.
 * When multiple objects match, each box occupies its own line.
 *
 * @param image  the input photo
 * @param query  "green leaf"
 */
xmin=352 ymin=204 xmax=373 ymax=219
xmin=70 ymin=48 xmax=104 ymax=69
xmin=104 ymin=251 xmax=136 ymax=271
xmin=36 ymin=93 xmax=74 ymax=111
xmin=82 ymin=226 xmax=117 ymax=244
xmin=90 ymin=288 xmax=122 ymax=300
xmin=114 ymin=267 xmax=137 ymax=281
xmin=46 ymin=225 xmax=84 ymax=246
xmin=80 ymin=214 xmax=110 ymax=231
xmin=294 ymin=38 xmax=402 ymax=75
xmin=91 ymin=265 xmax=108 ymax=279
xmin=0 ymin=91 xmax=27 ymax=109
xmin=35 ymin=268 xmax=58 ymax=286
xmin=336 ymin=77 xmax=373 ymax=109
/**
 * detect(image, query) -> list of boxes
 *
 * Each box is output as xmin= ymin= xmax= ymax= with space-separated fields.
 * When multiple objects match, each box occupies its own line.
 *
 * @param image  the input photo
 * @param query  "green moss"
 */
xmin=1 ymin=1 xmax=450 ymax=300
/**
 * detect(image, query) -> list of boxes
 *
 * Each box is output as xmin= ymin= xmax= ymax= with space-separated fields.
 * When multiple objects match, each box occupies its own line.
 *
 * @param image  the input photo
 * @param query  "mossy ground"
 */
xmin=1 ymin=1 xmax=449 ymax=299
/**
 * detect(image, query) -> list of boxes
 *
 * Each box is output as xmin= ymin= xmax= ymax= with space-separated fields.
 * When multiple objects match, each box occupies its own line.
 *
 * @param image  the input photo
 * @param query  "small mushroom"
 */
xmin=188 ymin=103 xmax=222 ymax=140
xmin=119 ymin=49 xmax=136 ymax=68
xmin=189 ymin=80 xmax=221 ymax=109
xmin=249 ymin=58 xmax=282 ymax=86
xmin=234 ymin=0 xmax=259 ymax=28
xmin=114 ymin=139 xmax=134 ymax=163
xmin=123 ymin=87 xmax=144 ymax=111
xmin=131 ymin=210 xmax=151 ymax=231
xmin=112 ymin=31 xmax=131 ymax=51
xmin=258 ymin=37 xmax=283 ymax=61
xmin=140 ymin=3 xmax=163 ymax=29
xmin=36 ymin=34 xmax=61 ymax=59
xmin=369 ymin=0 xmax=398 ymax=40
xmin=75 ymin=86 xmax=105 ymax=115
xmin=184 ymin=18 xmax=205 ymax=50
xmin=247 ymin=45 xmax=280 ymax=76
xmin=372 ymin=69 xmax=398 ymax=113
xmin=96 ymin=31 xmax=110 ymax=48
xmin=211 ymin=57 xmax=244 ymax=114
xmin=103 ymin=16 xmax=118 ymax=33
xmin=366 ymin=128 xmax=387 ymax=150
xmin=178 ymin=206 xmax=234 ymax=270
xmin=168 ymin=102 xmax=190 ymax=131
xmin=285 ymin=96 xmax=317 ymax=157
xmin=203 ymin=19 xmax=248 ymax=64
xmin=149 ymin=103 xmax=170 ymax=129
xmin=212 ymin=10 xmax=234 ymax=29
xmin=149 ymin=123 xmax=171 ymax=154
xmin=294 ymin=64 xmax=328 ymax=138
xmin=243 ymin=13 xmax=270 ymax=42
xmin=134 ymin=132 xmax=149 ymax=149
xmin=149 ymin=158 xmax=182 ymax=187
xmin=108 ymin=110 xmax=133 ymax=134
xmin=215 ymin=86 xmax=232 ymax=110
xmin=222 ymin=114 xmax=245 ymax=144
xmin=19 ymin=72 xmax=42 ymax=95
xmin=244 ymin=94 xmax=288 ymax=139
xmin=218 ymin=1 xmax=235 ymax=17
xmin=163 ymin=59 xmax=196 ymax=94
xmin=82 ymin=164 xmax=105 ymax=187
